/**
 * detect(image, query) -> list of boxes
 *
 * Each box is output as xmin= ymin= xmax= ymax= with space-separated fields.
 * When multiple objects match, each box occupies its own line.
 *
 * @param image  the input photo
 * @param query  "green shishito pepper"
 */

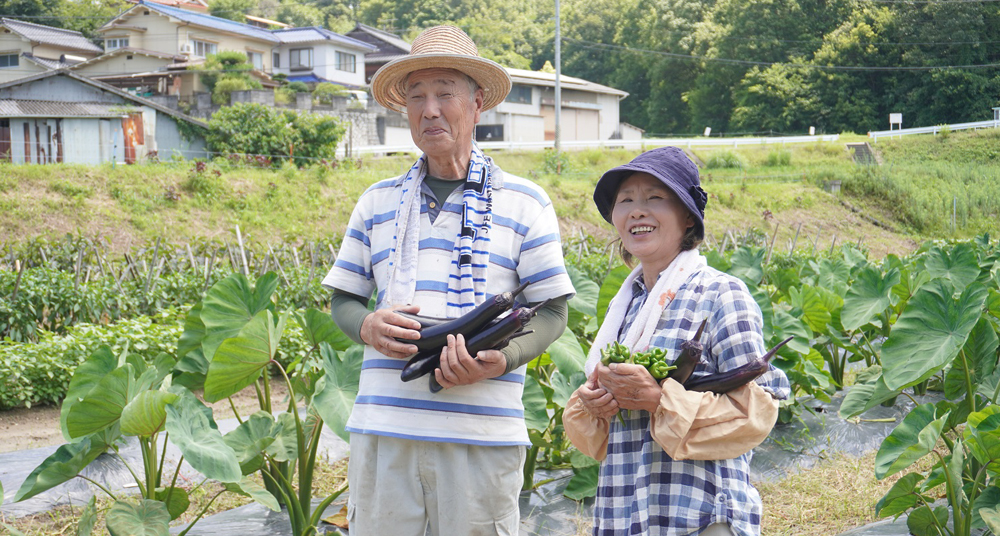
xmin=599 ymin=342 xmax=676 ymax=381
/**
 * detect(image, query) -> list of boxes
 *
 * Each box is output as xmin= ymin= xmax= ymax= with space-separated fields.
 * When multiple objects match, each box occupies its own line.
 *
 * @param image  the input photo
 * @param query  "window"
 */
xmin=272 ymin=51 xmax=280 ymax=69
xmin=0 ymin=53 xmax=19 ymax=68
xmin=247 ymin=51 xmax=263 ymax=71
xmin=335 ymin=51 xmax=356 ymax=73
xmin=192 ymin=39 xmax=217 ymax=57
xmin=505 ymin=84 xmax=532 ymax=105
xmin=106 ymin=37 xmax=129 ymax=51
xmin=290 ymin=48 xmax=313 ymax=70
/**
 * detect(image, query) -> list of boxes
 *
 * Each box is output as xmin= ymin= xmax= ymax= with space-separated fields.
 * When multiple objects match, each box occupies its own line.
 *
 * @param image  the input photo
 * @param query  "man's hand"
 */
xmin=434 ymin=334 xmax=506 ymax=389
xmin=360 ymin=305 xmax=422 ymax=359
xmin=598 ymin=362 xmax=662 ymax=413
xmin=578 ymin=368 xmax=619 ymax=420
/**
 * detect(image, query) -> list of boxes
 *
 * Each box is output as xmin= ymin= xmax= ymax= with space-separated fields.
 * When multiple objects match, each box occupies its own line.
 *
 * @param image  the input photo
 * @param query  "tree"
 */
xmin=191 ymin=51 xmax=261 ymax=105
xmin=208 ymin=0 xmax=256 ymax=22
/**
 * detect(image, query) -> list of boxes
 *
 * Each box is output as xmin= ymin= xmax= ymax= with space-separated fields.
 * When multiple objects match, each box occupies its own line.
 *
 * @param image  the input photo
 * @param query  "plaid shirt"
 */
xmin=594 ymin=265 xmax=790 ymax=536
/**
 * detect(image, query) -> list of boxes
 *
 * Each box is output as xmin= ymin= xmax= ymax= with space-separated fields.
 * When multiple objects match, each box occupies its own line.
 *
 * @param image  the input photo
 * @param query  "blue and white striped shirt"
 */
xmin=322 ymin=164 xmax=575 ymax=446
xmin=594 ymin=265 xmax=789 ymax=536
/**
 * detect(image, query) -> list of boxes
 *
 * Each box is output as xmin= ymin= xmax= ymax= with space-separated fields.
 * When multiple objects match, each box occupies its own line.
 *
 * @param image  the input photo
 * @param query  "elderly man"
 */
xmin=321 ymin=25 xmax=575 ymax=536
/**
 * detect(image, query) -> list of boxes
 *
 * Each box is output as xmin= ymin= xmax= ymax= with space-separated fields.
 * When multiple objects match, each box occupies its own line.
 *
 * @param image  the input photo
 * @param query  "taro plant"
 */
xmin=840 ymin=237 xmax=1000 ymax=536
xmin=172 ymin=271 xmax=360 ymax=536
xmin=12 ymin=345 xmax=273 ymax=536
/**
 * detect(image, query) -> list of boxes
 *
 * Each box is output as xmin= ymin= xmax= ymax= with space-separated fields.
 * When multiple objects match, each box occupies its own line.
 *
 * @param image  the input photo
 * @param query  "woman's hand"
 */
xmin=359 ymin=305 xmax=422 ymax=358
xmin=434 ymin=334 xmax=507 ymax=389
xmin=578 ymin=368 xmax=619 ymax=420
xmin=598 ymin=363 xmax=662 ymax=413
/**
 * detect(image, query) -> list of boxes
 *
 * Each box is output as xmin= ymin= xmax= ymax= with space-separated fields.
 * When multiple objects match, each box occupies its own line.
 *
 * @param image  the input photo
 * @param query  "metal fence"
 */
xmin=869 ymin=119 xmax=1000 ymax=143
xmin=338 ymin=134 xmax=842 ymax=158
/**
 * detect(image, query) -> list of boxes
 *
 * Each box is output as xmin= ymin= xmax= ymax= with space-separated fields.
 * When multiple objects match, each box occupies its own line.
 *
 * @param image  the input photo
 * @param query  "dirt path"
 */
xmin=0 ymin=379 xmax=290 ymax=454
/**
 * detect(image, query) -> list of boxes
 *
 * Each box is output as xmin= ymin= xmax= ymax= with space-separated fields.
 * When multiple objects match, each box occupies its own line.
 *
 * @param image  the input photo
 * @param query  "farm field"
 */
xmin=3 ymin=129 xmax=1000 ymax=535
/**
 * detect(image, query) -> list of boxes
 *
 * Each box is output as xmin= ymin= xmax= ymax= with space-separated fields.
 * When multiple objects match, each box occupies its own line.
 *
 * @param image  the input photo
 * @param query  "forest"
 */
xmin=4 ymin=0 xmax=1000 ymax=136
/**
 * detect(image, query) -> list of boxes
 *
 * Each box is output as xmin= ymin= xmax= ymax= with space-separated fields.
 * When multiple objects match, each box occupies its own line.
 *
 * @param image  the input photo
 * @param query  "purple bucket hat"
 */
xmin=593 ymin=146 xmax=708 ymax=239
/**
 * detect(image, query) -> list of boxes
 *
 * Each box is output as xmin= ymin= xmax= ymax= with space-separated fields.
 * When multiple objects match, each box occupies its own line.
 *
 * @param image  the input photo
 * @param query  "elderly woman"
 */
xmin=563 ymin=147 xmax=790 ymax=536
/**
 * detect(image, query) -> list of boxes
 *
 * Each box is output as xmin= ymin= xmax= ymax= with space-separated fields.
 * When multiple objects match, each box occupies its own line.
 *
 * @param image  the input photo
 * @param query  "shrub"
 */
xmin=206 ymin=102 xmax=344 ymax=166
xmin=287 ymin=81 xmax=310 ymax=93
xmin=212 ymin=76 xmax=253 ymax=105
xmin=313 ymin=82 xmax=347 ymax=104
xmin=191 ymin=51 xmax=255 ymax=93
xmin=765 ymin=149 xmax=791 ymax=167
xmin=705 ymin=150 xmax=746 ymax=169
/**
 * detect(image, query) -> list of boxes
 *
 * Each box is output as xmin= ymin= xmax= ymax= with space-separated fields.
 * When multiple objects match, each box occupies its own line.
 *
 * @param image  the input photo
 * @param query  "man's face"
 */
xmin=405 ymin=68 xmax=484 ymax=162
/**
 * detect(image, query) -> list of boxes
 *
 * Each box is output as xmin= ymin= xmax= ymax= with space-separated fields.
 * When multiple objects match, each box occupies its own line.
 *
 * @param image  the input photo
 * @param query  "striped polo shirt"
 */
xmin=321 ymin=163 xmax=575 ymax=446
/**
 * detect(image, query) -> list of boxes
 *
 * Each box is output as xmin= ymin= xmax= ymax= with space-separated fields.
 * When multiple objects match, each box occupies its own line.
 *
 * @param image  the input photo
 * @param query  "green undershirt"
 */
xmin=329 ymin=289 xmax=569 ymax=375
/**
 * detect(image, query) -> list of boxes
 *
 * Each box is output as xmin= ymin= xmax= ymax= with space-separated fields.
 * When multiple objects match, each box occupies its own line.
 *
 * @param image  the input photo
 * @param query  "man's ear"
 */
xmin=473 ymin=88 xmax=485 ymax=124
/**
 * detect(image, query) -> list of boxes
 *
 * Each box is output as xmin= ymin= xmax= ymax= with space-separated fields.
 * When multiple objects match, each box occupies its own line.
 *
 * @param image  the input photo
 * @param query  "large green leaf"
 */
xmin=106 ymin=499 xmax=170 ymax=536
xmin=974 ymin=486 xmax=1000 ymax=531
xmin=265 ymin=412 xmax=300 ymax=462
xmin=965 ymin=411 xmax=1000 ymax=477
xmin=906 ymin=505 xmax=949 ymax=536
xmin=980 ymin=505 xmax=1000 ymax=535
xmin=881 ymin=281 xmax=987 ymax=391
xmin=77 ymin=496 xmax=97 ymax=536
xmin=597 ymin=265 xmax=632 ymax=327
xmin=811 ymin=258 xmax=851 ymax=297
xmin=200 ymin=272 xmax=278 ymax=362
xmin=522 ymin=373 xmax=549 ymax=433
xmin=545 ymin=328 xmax=586 ymax=377
xmin=204 ymin=310 xmax=286 ymax=403
xmin=296 ymin=308 xmax=353 ymax=352
xmin=120 ymin=391 xmax=179 ymax=438
xmin=924 ymin=243 xmax=981 ymax=295
xmin=566 ymin=265 xmax=599 ymax=318
xmin=770 ymin=306 xmax=813 ymax=355
xmin=175 ymin=302 xmax=210 ymax=386
xmin=164 ymin=391 xmax=242 ymax=483
xmin=14 ymin=437 xmax=106 ymax=502
xmin=225 ymin=477 xmax=280 ymax=512
xmin=312 ymin=344 xmax=364 ymax=443
xmin=223 ymin=411 xmax=278 ymax=475
xmin=550 ymin=370 xmax=586 ymax=408
xmin=563 ymin=465 xmax=599 ymax=501
xmin=66 ymin=365 xmax=135 ymax=439
xmin=945 ymin=317 xmax=999 ymax=400
xmin=750 ymin=286 xmax=774 ymax=342
xmin=876 ymin=473 xmax=925 ymax=518
xmin=729 ymin=247 xmax=764 ymax=286
xmin=841 ymin=267 xmax=900 ymax=331
xmin=788 ymin=285 xmax=834 ymax=335
xmin=61 ymin=346 xmax=117 ymax=442
xmin=875 ymin=403 xmax=948 ymax=479
xmin=154 ymin=487 xmax=190 ymax=521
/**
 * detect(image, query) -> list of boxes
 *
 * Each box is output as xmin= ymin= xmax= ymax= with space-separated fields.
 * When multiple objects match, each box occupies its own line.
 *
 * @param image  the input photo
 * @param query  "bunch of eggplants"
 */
xmin=600 ymin=319 xmax=793 ymax=394
xmin=393 ymin=281 xmax=544 ymax=393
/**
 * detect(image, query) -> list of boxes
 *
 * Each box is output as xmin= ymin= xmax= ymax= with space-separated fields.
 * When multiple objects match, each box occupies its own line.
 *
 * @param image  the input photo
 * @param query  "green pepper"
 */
xmin=601 ymin=348 xmax=612 ymax=366
xmin=649 ymin=361 xmax=673 ymax=380
xmin=633 ymin=353 xmax=651 ymax=368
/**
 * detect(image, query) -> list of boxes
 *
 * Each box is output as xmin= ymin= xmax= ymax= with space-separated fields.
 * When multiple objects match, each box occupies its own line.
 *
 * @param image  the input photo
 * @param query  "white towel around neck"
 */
xmin=585 ymin=249 xmax=707 ymax=376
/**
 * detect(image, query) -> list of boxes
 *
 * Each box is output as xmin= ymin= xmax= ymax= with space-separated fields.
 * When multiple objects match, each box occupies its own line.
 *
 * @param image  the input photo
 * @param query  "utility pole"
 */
xmin=554 ymin=0 xmax=562 ymax=164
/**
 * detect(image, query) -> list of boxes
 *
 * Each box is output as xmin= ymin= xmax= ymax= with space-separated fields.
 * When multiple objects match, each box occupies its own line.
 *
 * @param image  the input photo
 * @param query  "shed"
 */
xmin=0 ymin=69 xmax=207 ymax=164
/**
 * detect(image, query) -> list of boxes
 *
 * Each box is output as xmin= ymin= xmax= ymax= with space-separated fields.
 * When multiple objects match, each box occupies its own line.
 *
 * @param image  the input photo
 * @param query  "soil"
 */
xmin=0 ymin=379 xmax=290 ymax=454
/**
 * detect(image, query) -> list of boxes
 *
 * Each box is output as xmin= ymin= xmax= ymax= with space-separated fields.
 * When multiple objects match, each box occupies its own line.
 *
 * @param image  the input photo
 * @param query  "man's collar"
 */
xmin=393 ymin=156 xmax=505 ymax=189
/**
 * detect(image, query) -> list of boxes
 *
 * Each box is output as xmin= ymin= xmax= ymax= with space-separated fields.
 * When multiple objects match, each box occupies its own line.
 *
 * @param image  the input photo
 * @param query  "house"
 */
xmin=95 ymin=0 xmax=281 ymax=96
xmin=344 ymin=23 xmax=411 ymax=84
xmin=0 ymin=18 xmax=103 ymax=84
xmin=480 ymin=67 xmax=629 ymax=142
xmin=272 ymin=27 xmax=376 ymax=88
xmin=0 ymin=69 xmax=207 ymax=164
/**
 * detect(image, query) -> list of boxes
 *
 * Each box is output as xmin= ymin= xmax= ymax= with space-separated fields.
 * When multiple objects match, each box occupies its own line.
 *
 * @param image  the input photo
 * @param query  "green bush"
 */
xmin=313 ymin=82 xmax=347 ymax=104
xmin=191 ymin=51 xmax=256 ymax=93
xmin=206 ymin=103 xmax=345 ymax=167
xmin=212 ymin=77 xmax=254 ymax=105
xmin=765 ymin=149 xmax=791 ymax=167
xmin=287 ymin=81 xmax=310 ymax=93
xmin=705 ymin=150 xmax=747 ymax=169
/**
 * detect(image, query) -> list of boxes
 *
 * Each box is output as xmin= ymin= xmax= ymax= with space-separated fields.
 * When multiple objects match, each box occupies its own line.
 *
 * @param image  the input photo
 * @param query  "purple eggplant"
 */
xmin=671 ymin=318 xmax=707 ymax=385
xmin=683 ymin=336 xmax=793 ymax=394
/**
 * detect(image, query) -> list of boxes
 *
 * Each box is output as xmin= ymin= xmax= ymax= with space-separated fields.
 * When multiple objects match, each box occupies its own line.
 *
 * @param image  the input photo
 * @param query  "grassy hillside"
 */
xmin=2 ymin=131 xmax=999 ymax=258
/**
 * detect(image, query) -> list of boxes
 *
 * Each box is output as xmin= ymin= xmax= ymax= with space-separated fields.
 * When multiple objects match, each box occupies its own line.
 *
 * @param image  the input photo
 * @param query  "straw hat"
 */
xmin=370 ymin=25 xmax=512 ymax=113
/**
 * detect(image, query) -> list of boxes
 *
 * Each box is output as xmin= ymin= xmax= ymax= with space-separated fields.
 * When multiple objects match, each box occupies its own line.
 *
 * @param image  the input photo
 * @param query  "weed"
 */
xmin=765 ymin=149 xmax=792 ymax=167
xmin=705 ymin=150 xmax=746 ymax=169
xmin=48 ymin=180 xmax=92 ymax=199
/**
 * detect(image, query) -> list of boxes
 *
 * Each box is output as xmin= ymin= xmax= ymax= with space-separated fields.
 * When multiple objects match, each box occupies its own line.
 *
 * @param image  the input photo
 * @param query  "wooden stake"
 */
xmin=12 ymin=259 xmax=24 ymax=300
xmin=203 ymin=249 xmax=217 ymax=292
xmin=766 ymin=222 xmax=780 ymax=264
xmin=789 ymin=222 xmax=803 ymax=253
xmin=812 ymin=226 xmax=822 ymax=255
xmin=292 ymin=246 xmax=301 ymax=268
xmin=144 ymin=237 xmax=161 ymax=297
xmin=308 ymin=242 xmax=316 ymax=282
xmin=74 ymin=246 xmax=85 ymax=290
xmin=186 ymin=243 xmax=197 ymax=274
xmin=236 ymin=225 xmax=249 ymax=277
xmin=829 ymin=234 xmax=838 ymax=254
xmin=268 ymin=243 xmax=290 ymax=286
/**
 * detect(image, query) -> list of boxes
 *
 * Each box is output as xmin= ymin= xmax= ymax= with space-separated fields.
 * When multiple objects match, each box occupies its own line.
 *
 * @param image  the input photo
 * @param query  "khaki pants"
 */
xmin=346 ymin=433 xmax=526 ymax=536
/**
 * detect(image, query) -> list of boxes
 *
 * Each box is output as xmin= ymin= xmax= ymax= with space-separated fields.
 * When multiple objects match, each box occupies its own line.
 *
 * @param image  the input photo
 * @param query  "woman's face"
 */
xmin=611 ymin=172 xmax=695 ymax=267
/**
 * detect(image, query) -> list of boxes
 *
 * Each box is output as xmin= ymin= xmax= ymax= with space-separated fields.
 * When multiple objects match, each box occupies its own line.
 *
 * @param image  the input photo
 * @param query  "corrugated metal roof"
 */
xmin=1 ymin=18 xmax=103 ymax=53
xmin=272 ymin=27 xmax=376 ymax=51
xmin=135 ymin=1 xmax=278 ymax=43
xmin=348 ymin=24 xmax=411 ymax=55
xmin=0 ymin=100 xmax=134 ymax=118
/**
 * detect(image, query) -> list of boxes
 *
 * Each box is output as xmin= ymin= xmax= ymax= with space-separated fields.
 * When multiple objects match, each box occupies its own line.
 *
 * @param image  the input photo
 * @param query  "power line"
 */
xmin=563 ymin=37 xmax=1000 ymax=71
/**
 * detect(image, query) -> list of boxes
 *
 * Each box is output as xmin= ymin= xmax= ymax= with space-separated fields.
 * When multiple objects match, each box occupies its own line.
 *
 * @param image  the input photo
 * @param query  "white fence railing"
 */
xmin=869 ymin=119 xmax=1000 ymax=143
xmin=339 ymin=134 xmax=841 ymax=158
